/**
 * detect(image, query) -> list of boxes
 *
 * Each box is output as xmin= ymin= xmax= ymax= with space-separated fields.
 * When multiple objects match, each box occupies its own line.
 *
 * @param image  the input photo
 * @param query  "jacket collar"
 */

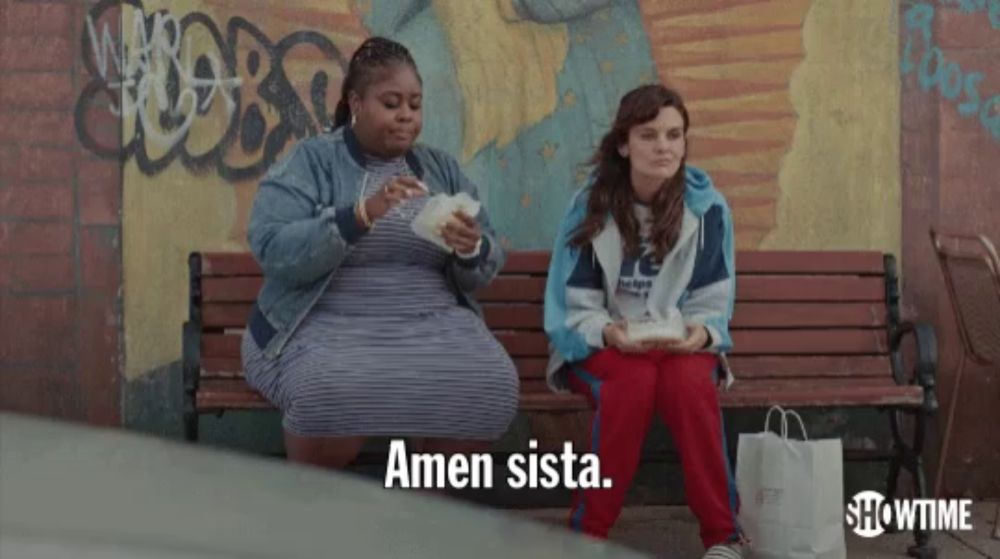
xmin=341 ymin=125 xmax=425 ymax=179
xmin=591 ymin=208 xmax=700 ymax=311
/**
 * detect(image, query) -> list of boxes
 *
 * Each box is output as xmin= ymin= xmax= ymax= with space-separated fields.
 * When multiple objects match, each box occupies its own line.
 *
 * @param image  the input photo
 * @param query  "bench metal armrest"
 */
xmin=890 ymin=320 xmax=939 ymax=413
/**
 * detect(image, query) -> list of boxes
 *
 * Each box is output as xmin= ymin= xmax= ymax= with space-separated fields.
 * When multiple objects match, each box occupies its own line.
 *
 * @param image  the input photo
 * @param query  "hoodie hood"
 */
xmin=683 ymin=165 xmax=724 ymax=218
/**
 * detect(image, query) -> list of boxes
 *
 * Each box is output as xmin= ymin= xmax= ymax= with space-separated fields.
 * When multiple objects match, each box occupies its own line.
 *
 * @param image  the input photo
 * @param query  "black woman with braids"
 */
xmin=242 ymin=37 xmax=518 ymax=468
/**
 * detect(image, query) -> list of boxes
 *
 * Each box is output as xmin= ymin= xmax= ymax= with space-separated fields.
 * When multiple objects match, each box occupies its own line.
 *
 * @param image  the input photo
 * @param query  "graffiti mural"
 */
xmin=102 ymin=0 xmax=903 ymax=382
xmin=75 ymin=0 xmax=349 ymax=180
xmin=901 ymin=1 xmax=1000 ymax=142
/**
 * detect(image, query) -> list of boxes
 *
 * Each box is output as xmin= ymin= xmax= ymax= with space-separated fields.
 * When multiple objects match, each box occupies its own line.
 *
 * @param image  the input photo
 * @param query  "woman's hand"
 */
xmin=441 ymin=210 xmax=482 ymax=255
xmin=602 ymin=322 xmax=653 ymax=354
xmin=363 ymin=176 xmax=427 ymax=222
xmin=656 ymin=324 xmax=709 ymax=354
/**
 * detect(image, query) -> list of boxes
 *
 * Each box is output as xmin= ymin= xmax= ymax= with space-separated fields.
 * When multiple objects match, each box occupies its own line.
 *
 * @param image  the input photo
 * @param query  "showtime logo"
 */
xmin=845 ymin=491 xmax=974 ymax=538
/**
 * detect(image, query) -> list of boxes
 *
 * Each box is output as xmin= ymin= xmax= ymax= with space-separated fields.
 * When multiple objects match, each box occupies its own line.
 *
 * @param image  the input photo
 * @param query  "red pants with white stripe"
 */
xmin=566 ymin=348 xmax=741 ymax=548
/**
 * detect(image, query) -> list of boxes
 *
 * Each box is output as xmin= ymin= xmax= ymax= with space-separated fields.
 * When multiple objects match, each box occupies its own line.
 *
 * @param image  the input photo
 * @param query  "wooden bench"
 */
xmin=183 ymin=249 xmax=939 ymax=557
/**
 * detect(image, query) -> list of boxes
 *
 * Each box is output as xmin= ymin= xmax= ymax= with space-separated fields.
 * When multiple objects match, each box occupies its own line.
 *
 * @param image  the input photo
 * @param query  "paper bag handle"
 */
xmin=763 ymin=405 xmax=809 ymax=440
xmin=783 ymin=410 xmax=809 ymax=441
xmin=764 ymin=405 xmax=786 ymax=435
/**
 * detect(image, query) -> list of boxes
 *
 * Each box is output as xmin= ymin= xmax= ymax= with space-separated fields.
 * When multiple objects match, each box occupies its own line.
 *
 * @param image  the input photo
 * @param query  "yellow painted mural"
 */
xmin=87 ymin=0 xmax=899 ymax=381
xmin=762 ymin=0 xmax=901 ymax=252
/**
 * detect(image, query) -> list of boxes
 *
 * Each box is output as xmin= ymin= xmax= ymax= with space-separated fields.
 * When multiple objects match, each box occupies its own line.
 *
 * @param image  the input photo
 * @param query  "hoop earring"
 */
xmin=350 ymin=113 xmax=357 ymax=127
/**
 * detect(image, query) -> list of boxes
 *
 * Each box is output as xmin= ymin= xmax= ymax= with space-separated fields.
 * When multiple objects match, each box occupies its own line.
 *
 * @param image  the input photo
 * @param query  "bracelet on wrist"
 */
xmin=356 ymin=199 xmax=374 ymax=230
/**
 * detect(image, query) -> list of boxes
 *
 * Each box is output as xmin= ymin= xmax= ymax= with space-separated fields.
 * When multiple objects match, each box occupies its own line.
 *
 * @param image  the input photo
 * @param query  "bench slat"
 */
xmin=202 ymin=333 xmax=242 ymax=359
xmin=195 ymin=251 xmax=884 ymax=277
xmin=202 ymin=277 xmax=261 ymax=303
xmin=719 ymin=379 xmax=922 ymax=408
xmin=503 ymin=251 xmax=552 ymax=274
xmin=482 ymin=305 xmax=545 ymax=329
xmin=735 ymin=251 xmax=885 ymax=275
xmin=482 ymin=302 xmax=888 ymax=330
xmin=199 ymin=253 xmax=260 ymax=277
xmin=477 ymin=275 xmax=886 ymax=304
xmin=476 ymin=277 xmax=547 ymax=303
xmin=194 ymin=251 xmax=883 ymax=279
xmin=520 ymin=393 xmax=589 ymax=411
xmin=494 ymin=331 xmax=549 ymax=357
xmin=520 ymin=379 xmax=552 ymax=393
xmin=731 ymin=329 xmax=888 ymax=355
xmin=203 ymin=303 xmax=254 ymax=328
xmin=199 ymin=355 xmax=894 ymax=381
xmin=196 ymin=379 xmax=268 ymax=411
xmin=195 ymin=377 xmax=922 ymax=412
xmin=736 ymin=276 xmax=884 ymax=302
xmin=494 ymin=329 xmax=889 ymax=358
xmin=199 ymin=301 xmax=888 ymax=332
xmin=199 ymin=356 xmax=551 ymax=381
xmin=727 ymin=355 xmax=891 ymax=378
xmin=731 ymin=302 xmax=887 ymax=328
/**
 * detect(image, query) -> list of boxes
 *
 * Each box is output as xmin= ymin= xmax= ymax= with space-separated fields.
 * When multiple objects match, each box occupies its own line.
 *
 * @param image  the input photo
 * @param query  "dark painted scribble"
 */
xmin=75 ymin=0 xmax=348 ymax=180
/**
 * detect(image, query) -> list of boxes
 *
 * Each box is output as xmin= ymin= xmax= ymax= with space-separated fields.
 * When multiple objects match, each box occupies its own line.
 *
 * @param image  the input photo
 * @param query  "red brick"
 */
xmin=901 ymin=90 xmax=939 ymax=132
xmin=80 ymin=226 xmax=120 ymax=292
xmin=1 ymin=2 xmax=73 ymax=38
xmin=78 ymin=295 xmax=121 ymax=426
xmin=939 ymin=89 xmax=999 ymax=178
xmin=1 ymin=37 xmax=74 ymax=71
xmin=0 ymin=222 xmax=73 ymax=256
xmin=0 ymin=146 xmax=75 ymax=182
xmin=0 ymin=186 xmax=73 ymax=219
xmin=0 ymin=72 xmax=75 ymax=110
xmin=0 ymin=368 xmax=82 ymax=419
xmin=0 ymin=111 xmax=76 ymax=147
xmin=901 ymin=114 xmax=939 ymax=176
xmin=0 ymin=295 xmax=77 ymax=363
xmin=936 ymin=9 xmax=1000 ymax=50
xmin=0 ymin=255 xmax=76 ymax=292
xmin=75 ymin=97 xmax=122 ymax=156
xmin=936 ymin=174 xmax=1000 ymax=234
xmin=78 ymin=159 xmax=120 ymax=225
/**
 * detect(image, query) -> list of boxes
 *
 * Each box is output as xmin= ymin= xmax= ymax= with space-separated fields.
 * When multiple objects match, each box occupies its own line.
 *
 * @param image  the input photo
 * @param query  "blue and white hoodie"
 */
xmin=543 ymin=166 xmax=736 ymax=392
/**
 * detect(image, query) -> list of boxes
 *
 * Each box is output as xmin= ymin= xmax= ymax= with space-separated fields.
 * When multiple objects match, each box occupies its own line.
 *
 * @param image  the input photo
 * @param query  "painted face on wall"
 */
xmin=621 ymin=106 xmax=687 ymax=188
xmin=350 ymin=64 xmax=423 ymax=158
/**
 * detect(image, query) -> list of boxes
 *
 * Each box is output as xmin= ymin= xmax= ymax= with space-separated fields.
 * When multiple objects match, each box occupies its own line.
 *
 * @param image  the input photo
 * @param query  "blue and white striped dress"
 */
xmin=241 ymin=154 xmax=519 ymax=440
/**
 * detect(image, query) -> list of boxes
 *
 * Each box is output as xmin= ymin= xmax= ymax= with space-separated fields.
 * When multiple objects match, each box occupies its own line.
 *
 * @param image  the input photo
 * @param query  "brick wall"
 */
xmin=0 ymin=0 xmax=122 ymax=425
xmin=900 ymin=1 xmax=1000 ymax=498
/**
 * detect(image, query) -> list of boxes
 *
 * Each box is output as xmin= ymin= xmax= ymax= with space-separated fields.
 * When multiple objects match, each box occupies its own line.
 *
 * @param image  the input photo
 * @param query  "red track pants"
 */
xmin=566 ymin=348 xmax=741 ymax=548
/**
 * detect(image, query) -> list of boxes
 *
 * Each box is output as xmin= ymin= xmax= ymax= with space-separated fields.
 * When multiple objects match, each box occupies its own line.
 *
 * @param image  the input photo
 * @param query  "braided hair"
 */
xmin=333 ymin=37 xmax=421 ymax=128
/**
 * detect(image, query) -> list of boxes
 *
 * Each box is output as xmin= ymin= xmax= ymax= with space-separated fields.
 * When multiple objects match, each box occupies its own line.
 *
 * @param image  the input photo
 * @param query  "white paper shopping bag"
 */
xmin=736 ymin=406 xmax=846 ymax=559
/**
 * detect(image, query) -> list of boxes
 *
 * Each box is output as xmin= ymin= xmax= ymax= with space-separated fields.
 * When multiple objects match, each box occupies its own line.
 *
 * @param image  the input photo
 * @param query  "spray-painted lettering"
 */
xmin=901 ymin=1 xmax=1000 ymax=142
xmin=75 ymin=0 xmax=348 ymax=180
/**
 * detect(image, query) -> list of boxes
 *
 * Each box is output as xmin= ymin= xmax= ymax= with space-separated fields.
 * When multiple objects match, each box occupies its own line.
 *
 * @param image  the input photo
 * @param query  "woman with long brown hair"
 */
xmin=544 ymin=85 xmax=744 ymax=558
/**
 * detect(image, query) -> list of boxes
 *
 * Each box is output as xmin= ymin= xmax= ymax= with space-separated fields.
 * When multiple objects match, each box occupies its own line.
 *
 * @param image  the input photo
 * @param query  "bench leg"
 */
xmin=183 ymin=402 xmax=199 ymax=443
xmin=992 ymin=502 xmax=999 ymax=540
xmin=888 ymin=409 xmax=937 ymax=559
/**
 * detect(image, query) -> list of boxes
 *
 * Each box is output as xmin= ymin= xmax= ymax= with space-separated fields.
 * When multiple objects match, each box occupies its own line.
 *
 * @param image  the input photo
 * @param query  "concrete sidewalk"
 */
xmin=516 ymin=503 xmax=1000 ymax=558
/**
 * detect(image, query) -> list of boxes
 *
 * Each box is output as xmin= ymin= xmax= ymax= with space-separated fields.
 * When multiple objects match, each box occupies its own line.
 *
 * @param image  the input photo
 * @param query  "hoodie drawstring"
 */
xmin=699 ymin=215 xmax=705 ymax=251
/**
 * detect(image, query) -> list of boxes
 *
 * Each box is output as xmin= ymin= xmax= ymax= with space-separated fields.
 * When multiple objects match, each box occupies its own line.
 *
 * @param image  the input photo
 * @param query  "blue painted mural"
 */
xmin=363 ymin=0 xmax=659 ymax=249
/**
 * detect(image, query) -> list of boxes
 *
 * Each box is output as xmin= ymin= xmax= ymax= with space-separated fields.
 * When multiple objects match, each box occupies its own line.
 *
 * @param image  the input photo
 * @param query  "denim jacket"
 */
xmin=246 ymin=126 xmax=505 ymax=359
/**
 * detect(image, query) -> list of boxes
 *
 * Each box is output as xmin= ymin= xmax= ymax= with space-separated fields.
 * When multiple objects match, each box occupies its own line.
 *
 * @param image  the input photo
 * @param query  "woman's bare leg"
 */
xmin=283 ymin=431 xmax=365 ymax=469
